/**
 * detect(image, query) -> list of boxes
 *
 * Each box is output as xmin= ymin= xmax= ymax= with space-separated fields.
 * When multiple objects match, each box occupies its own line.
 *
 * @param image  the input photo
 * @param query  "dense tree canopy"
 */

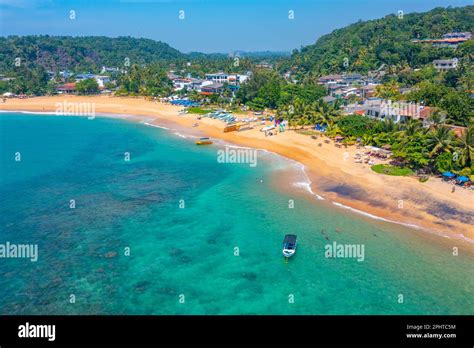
xmin=291 ymin=6 xmax=474 ymax=75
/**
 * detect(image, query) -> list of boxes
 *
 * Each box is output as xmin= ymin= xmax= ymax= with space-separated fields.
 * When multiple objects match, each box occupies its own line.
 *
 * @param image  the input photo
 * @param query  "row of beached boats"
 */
xmin=204 ymin=111 xmax=236 ymax=124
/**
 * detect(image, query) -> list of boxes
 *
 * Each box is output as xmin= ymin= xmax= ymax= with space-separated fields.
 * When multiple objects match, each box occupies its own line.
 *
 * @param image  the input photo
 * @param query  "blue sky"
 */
xmin=0 ymin=0 xmax=472 ymax=53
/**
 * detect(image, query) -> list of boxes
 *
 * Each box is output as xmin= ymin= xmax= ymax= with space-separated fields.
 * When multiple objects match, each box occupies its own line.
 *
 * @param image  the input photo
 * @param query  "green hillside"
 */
xmin=0 ymin=36 xmax=185 ymax=72
xmin=291 ymin=6 xmax=474 ymax=75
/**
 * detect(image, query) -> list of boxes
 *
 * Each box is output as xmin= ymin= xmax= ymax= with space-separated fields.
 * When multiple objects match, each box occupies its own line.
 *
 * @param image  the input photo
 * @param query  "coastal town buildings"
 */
xmin=318 ymin=73 xmax=381 ymax=101
xmin=168 ymin=71 xmax=250 ymax=95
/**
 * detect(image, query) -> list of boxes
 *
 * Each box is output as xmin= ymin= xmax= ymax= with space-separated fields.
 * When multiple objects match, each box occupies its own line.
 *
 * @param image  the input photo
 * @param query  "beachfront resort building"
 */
xmin=57 ymin=83 xmax=77 ymax=94
xmin=75 ymin=74 xmax=111 ymax=87
xmin=172 ymin=78 xmax=212 ymax=92
xmin=363 ymin=98 xmax=434 ymax=124
xmin=205 ymin=72 xmax=249 ymax=85
xmin=169 ymin=71 xmax=250 ymax=93
xmin=200 ymin=83 xmax=224 ymax=95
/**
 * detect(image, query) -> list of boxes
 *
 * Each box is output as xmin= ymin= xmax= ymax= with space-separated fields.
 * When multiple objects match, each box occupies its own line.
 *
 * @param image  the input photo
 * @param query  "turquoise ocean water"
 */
xmin=0 ymin=113 xmax=473 ymax=315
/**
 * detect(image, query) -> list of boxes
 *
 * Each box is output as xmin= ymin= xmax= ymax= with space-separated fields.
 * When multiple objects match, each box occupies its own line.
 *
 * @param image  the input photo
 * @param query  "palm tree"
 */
xmin=312 ymin=100 xmax=342 ymax=127
xmin=380 ymin=119 xmax=400 ymax=133
xmin=455 ymin=126 xmax=474 ymax=167
xmin=426 ymin=109 xmax=446 ymax=130
xmin=361 ymin=134 xmax=375 ymax=146
xmin=401 ymin=118 xmax=424 ymax=137
xmin=280 ymin=104 xmax=298 ymax=130
xmin=426 ymin=126 xmax=455 ymax=157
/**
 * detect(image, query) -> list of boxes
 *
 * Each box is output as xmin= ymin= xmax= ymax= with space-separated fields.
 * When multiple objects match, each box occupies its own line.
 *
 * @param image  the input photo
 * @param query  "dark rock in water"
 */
xmin=134 ymin=281 xmax=150 ymax=293
xmin=157 ymin=287 xmax=177 ymax=295
xmin=49 ymin=277 xmax=63 ymax=288
xmin=178 ymin=255 xmax=193 ymax=264
xmin=97 ymin=268 xmax=105 ymax=273
xmin=242 ymin=272 xmax=257 ymax=281
xmin=104 ymin=251 xmax=117 ymax=258
xmin=170 ymin=248 xmax=182 ymax=256
xmin=135 ymin=280 xmax=150 ymax=288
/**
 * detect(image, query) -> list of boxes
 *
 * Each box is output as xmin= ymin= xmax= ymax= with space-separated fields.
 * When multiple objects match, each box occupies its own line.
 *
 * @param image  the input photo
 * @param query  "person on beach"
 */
xmin=452 ymin=186 xmax=455 ymax=193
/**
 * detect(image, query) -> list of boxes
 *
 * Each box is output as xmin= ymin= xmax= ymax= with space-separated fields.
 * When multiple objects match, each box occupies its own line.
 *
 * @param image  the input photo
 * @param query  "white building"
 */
xmin=363 ymin=99 xmax=433 ymax=124
xmin=94 ymin=75 xmax=111 ymax=87
xmin=205 ymin=73 xmax=229 ymax=84
xmin=433 ymin=59 xmax=459 ymax=72
xmin=205 ymin=72 xmax=249 ymax=85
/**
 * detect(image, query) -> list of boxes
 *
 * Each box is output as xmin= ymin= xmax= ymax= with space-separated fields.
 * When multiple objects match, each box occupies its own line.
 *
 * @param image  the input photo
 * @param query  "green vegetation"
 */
xmin=405 ymin=81 xmax=473 ymax=126
xmin=236 ymin=70 xmax=326 ymax=110
xmin=187 ymin=107 xmax=213 ymax=114
xmin=0 ymin=36 xmax=184 ymax=73
xmin=371 ymin=164 xmax=414 ymax=176
xmin=0 ymin=66 xmax=50 ymax=95
xmin=76 ymin=78 xmax=99 ymax=95
xmin=291 ymin=6 xmax=473 ymax=75
xmin=115 ymin=64 xmax=172 ymax=97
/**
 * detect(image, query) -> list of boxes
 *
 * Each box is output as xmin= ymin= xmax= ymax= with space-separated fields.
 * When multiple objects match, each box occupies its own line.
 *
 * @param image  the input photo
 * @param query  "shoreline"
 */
xmin=1 ymin=95 xmax=473 ymax=246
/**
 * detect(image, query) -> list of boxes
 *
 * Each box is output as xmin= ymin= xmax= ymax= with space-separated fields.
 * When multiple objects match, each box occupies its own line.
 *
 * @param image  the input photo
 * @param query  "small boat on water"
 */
xmin=195 ymin=137 xmax=213 ymax=145
xmin=282 ymin=234 xmax=297 ymax=258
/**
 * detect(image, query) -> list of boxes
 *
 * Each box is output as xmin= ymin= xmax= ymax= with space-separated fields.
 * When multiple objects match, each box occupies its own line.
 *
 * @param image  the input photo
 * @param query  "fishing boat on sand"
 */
xmin=195 ymin=137 xmax=213 ymax=145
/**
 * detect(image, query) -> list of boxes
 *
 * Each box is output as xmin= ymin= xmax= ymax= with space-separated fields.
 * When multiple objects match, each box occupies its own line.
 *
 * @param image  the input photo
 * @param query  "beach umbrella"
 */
xmin=442 ymin=172 xmax=455 ymax=178
xmin=457 ymin=176 xmax=469 ymax=183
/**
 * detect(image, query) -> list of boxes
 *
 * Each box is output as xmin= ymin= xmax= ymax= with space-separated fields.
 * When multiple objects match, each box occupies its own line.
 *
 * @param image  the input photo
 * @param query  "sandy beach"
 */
xmin=1 ymin=95 xmax=473 ymax=244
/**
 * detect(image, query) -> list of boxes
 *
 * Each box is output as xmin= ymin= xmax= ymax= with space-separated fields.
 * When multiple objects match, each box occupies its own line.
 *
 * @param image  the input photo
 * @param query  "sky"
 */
xmin=0 ymin=0 xmax=472 ymax=53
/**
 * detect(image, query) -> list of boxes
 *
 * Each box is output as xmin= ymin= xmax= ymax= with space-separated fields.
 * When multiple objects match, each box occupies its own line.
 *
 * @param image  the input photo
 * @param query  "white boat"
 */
xmin=282 ymin=234 xmax=297 ymax=258
xmin=260 ymin=125 xmax=275 ymax=132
